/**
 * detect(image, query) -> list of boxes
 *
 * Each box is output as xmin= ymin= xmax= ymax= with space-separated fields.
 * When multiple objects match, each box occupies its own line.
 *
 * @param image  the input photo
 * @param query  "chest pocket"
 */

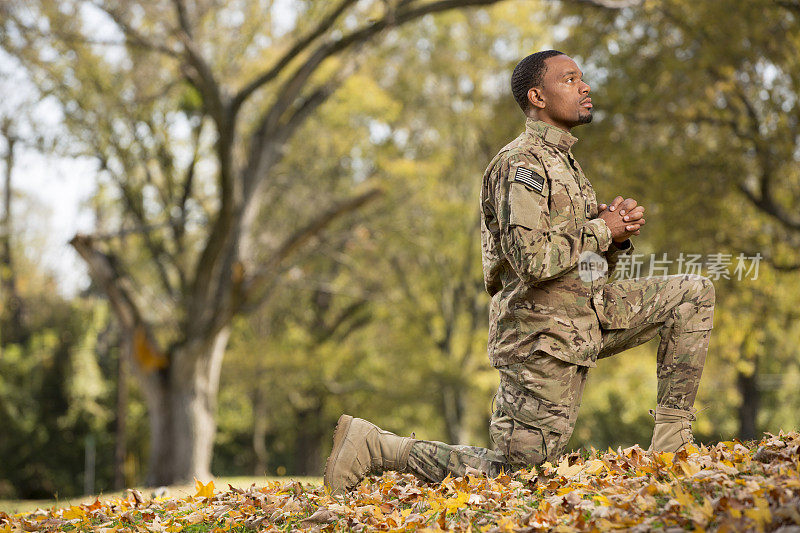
xmin=581 ymin=179 xmax=598 ymax=220
xmin=508 ymin=164 xmax=548 ymax=230
xmin=544 ymin=159 xmax=579 ymax=229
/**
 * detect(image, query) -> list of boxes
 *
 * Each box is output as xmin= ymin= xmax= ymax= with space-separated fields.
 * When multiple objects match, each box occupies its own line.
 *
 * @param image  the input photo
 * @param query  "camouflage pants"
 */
xmin=406 ymin=274 xmax=715 ymax=483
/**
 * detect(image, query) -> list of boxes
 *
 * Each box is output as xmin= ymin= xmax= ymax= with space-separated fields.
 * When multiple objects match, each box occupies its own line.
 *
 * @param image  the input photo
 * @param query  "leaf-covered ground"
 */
xmin=2 ymin=432 xmax=799 ymax=532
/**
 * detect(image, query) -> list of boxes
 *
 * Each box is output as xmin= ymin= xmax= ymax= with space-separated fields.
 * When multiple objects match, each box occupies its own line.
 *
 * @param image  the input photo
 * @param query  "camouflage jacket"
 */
xmin=480 ymin=118 xmax=633 ymax=368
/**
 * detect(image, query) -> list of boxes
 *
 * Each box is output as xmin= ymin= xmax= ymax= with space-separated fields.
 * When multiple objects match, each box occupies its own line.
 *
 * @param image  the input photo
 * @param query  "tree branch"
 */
xmin=240 ymin=188 xmax=383 ymax=313
xmin=231 ymin=0 xmax=359 ymax=111
xmin=241 ymin=0 xmax=507 ymax=203
xmin=103 ymin=155 xmax=178 ymax=299
xmin=252 ymin=0 xmax=506 ymax=153
xmin=242 ymin=55 xmax=358 ymax=199
xmin=171 ymin=0 xmax=193 ymax=38
xmin=771 ymin=259 xmax=800 ymax=271
xmin=737 ymin=182 xmax=800 ymax=231
xmin=89 ymin=3 xmax=180 ymax=57
xmin=70 ymin=235 xmax=143 ymax=331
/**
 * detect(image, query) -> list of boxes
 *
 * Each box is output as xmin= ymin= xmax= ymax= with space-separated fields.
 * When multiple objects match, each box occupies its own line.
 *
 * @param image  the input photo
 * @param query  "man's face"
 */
xmin=528 ymin=55 xmax=592 ymax=131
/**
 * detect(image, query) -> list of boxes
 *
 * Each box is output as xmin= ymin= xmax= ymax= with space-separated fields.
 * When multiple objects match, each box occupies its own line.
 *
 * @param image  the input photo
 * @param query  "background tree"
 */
xmin=2 ymin=0 xmax=533 ymax=485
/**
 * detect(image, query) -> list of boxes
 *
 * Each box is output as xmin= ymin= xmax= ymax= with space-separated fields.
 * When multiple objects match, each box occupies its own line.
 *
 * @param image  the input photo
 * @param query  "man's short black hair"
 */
xmin=511 ymin=50 xmax=565 ymax=112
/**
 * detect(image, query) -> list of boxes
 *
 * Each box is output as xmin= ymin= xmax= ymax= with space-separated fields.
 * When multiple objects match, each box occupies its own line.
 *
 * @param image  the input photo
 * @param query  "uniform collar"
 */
xmin=525 ymin=118 xmax=578 ymax=152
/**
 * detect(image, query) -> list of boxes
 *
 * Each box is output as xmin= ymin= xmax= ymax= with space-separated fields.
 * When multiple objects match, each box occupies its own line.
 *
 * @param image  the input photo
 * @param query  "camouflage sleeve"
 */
xmin=495 ymin=154 xmax=612 ymax=284
xmin=606 ymin=239 xmax=635 ymax=279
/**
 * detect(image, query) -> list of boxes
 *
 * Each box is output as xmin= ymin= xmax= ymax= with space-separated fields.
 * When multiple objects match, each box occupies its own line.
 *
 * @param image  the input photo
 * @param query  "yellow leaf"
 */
xmin=494 ymin=517 xmax=515 ymax=532
xmin=445 ymin=491 xmax=469 ymax=512
xmin=194 ymin=478 xmax=215 ymax=499
xmin=700 ymin=498 xmax=714 ymax=519
xmin=133 ymin=326 xmax=168 ymax=371
xmin=745 ymin=496 xmax=771 ymax=526
xmin=556 ymin=459 xmax=583 ymax=478
xmin=61 ymin=506 xmax=87 ymax=520
xmin=593 ymin=494 xmax=611 ymax=505
xmin=584 ymin=459 xmax=605 ymax=475
xmin=678 ymin=460 xmax=701 ymax=477
xmin=674 ymin=485 xmax=695 ymax=508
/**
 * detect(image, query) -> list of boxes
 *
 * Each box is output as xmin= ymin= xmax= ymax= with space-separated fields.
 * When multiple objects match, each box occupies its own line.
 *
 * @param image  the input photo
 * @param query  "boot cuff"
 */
xmin=396 ymin=437 xmax=416 ymax=472
xmin=650 ymin=406 xmax=697 ymax=423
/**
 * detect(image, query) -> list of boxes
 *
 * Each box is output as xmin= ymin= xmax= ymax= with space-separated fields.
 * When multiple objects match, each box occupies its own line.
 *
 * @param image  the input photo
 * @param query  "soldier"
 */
xmin=324 ymin=50 xmax=715 ymax=494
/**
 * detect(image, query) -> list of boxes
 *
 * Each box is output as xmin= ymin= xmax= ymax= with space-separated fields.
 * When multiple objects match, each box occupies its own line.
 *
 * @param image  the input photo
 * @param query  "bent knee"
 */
xmin=683 ymin=274 xmax=715 ymax=305
xmin=675 ymin=275 xmax=715 ymax=331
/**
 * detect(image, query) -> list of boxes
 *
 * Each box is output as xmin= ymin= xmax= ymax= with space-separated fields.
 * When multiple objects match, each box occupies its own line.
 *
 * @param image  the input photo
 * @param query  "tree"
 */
xmin=1 ymin=0 xmax=515 ymax=485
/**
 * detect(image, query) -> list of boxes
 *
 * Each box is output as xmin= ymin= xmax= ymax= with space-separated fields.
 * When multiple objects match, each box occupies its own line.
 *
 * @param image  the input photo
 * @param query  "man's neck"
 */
xmin=528 ymin=114 xmax=571 ymax=133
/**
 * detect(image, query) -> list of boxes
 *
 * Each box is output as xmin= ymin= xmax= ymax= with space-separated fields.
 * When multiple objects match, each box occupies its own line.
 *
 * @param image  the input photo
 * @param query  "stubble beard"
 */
xmin=577 ymin=109 xmax=593 ymax=125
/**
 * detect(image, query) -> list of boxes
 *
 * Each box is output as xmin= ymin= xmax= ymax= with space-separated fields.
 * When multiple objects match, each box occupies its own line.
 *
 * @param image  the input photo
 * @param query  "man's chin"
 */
xmin=577 ymin=111 xmax=593 ymax=125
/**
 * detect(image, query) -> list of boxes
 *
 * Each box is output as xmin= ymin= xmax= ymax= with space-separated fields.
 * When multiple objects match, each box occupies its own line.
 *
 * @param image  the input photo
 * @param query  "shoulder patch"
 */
xmin=511 ymin=165 xmax=545 ymax=194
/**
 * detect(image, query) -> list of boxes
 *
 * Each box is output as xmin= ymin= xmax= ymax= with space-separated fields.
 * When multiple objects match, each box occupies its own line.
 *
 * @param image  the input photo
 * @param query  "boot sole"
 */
xmin=324 ymin=414 xmax=353 ymax=493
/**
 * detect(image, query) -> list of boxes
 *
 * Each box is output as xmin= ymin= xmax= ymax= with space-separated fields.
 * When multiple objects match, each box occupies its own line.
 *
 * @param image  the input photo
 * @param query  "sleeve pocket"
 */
xmin=509 ymin=183 xmax=544 ymax=229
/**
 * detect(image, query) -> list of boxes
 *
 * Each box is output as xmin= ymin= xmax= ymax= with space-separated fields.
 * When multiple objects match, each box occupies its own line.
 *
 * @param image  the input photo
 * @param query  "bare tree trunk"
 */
xmin=737 ymin=360 xmax=760 ymax=441
xmin=113 ymin=336 xmax=129 ymax=489
xmin=0 ymin=121 xmax=26 ymax=346
xmin=141 ymin=369 xmax=172 ymax=486
xmin=252 ymin=387 xmax=270 ymax=475
xmin=142 ymin=327 xmax=230 ymax=485
xmin=293 ymin=400 xmax=324 ymax=476
xmin=441 ymin=384 xmax=467 ymax=445
xmin=170 ymin=326 xmax=230 ymax=483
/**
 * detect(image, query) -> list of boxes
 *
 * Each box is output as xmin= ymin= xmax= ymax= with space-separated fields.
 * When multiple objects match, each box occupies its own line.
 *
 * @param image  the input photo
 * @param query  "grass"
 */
xmin=0 ymin=476 xmax=322 ymax=515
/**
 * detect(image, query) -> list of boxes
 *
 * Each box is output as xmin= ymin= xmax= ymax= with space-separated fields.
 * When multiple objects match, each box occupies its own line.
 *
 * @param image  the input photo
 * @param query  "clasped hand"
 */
xmin=597 ymin=196 xmax=646 ymax=243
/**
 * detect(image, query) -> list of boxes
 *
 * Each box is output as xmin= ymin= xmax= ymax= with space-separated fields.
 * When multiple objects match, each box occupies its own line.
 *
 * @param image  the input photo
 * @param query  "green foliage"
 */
xmin=0 ymin=288 xmax=116 ymax=499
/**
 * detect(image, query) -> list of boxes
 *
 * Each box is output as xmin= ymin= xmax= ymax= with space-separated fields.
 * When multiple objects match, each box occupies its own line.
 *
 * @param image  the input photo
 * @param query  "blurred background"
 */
xmin=0 ymin=0 xmax=798 ymax=500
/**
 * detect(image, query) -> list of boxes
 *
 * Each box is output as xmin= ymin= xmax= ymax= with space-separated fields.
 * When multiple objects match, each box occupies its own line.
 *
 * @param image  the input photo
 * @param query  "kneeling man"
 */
xmin=324 ymin=50 xmax=715 ymax=494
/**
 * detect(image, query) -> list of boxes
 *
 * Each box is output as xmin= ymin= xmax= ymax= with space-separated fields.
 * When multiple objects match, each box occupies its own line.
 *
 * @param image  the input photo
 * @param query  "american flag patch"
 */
xmin=514 ymin=166 xmax=545 ymax=193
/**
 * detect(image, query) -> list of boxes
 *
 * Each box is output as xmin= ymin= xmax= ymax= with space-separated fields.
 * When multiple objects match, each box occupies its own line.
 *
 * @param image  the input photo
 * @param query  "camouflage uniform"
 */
xmin=405 ymin=118 xmax=715 ymax=482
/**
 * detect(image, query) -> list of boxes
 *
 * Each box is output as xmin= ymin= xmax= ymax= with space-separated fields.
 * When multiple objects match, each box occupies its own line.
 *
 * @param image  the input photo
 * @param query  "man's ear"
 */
xmin=527 ymin=87 xmax=545 ymax=109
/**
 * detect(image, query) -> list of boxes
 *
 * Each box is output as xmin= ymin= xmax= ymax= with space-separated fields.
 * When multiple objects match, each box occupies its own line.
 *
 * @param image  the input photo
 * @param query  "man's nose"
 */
xmin=580 ymin=80 xmax=591 ymax=94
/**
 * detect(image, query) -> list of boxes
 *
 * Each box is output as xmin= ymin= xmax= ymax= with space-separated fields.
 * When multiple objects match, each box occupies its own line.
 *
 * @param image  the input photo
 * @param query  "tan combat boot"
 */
xmin=648 ymin=406 xmax=697 ymax=453
xmin=324 ymin=414 xmax=416 ymax=494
